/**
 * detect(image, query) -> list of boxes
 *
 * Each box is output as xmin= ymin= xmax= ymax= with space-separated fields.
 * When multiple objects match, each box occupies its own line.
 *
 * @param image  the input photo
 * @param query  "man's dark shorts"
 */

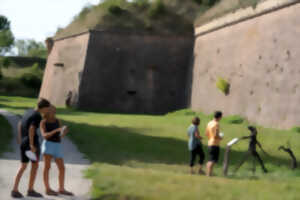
xmin=208 ymin=146 xmax=220 ymax=163
xmin=20 ymin=142 xmax=40 ymax=163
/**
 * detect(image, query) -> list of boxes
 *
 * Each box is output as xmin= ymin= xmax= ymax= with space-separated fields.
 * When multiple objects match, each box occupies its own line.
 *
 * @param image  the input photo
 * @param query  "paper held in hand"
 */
xmin=219 ymin=132 xmax=224 ymax=138
xmin=61 ymin=125 xmax=67 ymax=136
xmin=25 ymin=150 xmax=37 ymax=161
xmin=227 ymin=138 xmax=239 ymax=146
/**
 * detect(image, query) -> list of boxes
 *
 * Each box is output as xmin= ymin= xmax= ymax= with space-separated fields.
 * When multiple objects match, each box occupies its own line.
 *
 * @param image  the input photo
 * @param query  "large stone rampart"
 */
xmin=191 ymin=0 xmax=300 ymax=128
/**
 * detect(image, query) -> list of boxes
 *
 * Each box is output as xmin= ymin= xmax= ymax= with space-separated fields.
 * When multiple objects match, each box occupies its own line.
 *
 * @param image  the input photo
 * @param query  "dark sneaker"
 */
xmin=46 ymin=189 xmax=58 ymax=196
xmin=27 ymin=190 xmax=43 ymax=198
xmin=11 ymin=190 xmax=23 ymax=198
xmin=59 ymin=190 xmax=74 ymax=196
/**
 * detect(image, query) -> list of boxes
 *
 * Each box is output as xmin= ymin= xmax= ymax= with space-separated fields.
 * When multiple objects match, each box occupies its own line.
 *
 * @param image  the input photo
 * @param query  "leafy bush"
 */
xmin=216 ymin=77 xmax=230 ymax=95
xmin=2 ymin=57 xmax=11 ymax=68
xmin=0 ymin=68 xmax=3 ymax=80
xmin=291 ymin=127 xmax=300 ymax=133
xmin=30 ymin=63 xmax=42 ymax=74
xmin=0 ymin=78 xmax=19 ymax=91
xmin=193 ymin=0 xmax=203 ymax=4
xmin=223 ymin=115 xmax=244 ymax=124
xmin=148 ymin=0 xmax=166 ymax=19
xmin=203 ymin=0 xmax=220 ymax=6
xmin=108 ymin=5 xmax=124 ymax=16
xmin=132 ymin=0 xmax=150 ymax=10
xmin=20 ymin=73 xmax=41 ymax=89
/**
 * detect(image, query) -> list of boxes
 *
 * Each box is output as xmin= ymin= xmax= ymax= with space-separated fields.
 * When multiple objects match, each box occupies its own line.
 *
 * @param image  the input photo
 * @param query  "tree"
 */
xmin=0 ymin=15 xmax=14 ymax=55
xmin=15 ymin=39 xmax=47 ymax=58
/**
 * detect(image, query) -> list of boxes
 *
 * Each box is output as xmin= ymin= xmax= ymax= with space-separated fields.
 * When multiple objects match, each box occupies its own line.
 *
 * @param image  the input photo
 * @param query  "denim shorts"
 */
xmin=41 ymin=140 xmax=63 ymax=158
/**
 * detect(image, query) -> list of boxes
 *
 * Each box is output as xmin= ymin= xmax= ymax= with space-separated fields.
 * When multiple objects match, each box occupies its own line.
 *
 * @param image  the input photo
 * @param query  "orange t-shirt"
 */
xmin=206 ymin=120 xmax=221 ymax=146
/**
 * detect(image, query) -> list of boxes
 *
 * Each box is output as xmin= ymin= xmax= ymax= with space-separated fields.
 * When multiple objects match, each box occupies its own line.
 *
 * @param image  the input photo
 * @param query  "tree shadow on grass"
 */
xmin=65 ymin=120 xmax=291 ymax=169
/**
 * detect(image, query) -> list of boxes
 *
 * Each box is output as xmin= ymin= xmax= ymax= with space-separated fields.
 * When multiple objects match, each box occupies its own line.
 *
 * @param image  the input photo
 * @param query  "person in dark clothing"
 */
xmin=40 ymin=106 xmax=73 ymax=196
xmin=187 ymin=117 xmax=205 ymax=174
xmin=11 ymin=99 xmax=51 ymax=198
xmin=235 ymin=126 xmax=268 ymax=173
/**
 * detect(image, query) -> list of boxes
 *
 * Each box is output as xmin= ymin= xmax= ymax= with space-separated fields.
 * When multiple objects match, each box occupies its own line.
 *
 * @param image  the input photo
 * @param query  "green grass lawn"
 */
xmin=0 ymin=95 xmax=300 ymax=200
xmin=0 ymin=115 xmax=13 ymax=155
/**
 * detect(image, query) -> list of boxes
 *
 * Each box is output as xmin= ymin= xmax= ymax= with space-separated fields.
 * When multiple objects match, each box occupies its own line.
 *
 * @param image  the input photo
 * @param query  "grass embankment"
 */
xmin=1 ymin=95 xmax=300 ymax=200
xmin=55 ymin=0 xmax=215 ymax=38
xmin=195 ymin=0 xmax=264 ymax=26
xmin=0 ymin=115 xmax=13 ymax=155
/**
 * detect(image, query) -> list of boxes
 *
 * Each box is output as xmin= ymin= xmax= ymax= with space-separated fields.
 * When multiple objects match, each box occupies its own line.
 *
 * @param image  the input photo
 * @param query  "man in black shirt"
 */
xmin=11 ymin=99 xmax=51 ymax=198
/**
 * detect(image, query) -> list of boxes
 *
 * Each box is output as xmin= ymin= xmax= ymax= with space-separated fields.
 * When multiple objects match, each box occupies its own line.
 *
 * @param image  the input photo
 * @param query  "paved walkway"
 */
xmin=0 ymin=110 xmax=91 ymax=200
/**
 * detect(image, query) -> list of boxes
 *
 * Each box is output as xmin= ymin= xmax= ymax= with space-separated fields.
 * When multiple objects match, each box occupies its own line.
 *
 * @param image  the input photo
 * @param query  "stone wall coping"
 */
xmin=195 ymin=0 xmax=300 ymax=37
xmin=54 ymin=29 xmax=193 ymax=42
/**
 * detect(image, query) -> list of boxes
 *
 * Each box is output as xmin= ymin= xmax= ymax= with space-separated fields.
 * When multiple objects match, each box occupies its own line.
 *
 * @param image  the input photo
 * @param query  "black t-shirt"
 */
xmin=20 ymin=109 xmax=42 ymax=148
xmin=45 ymin=119 xmax=61 ymax=143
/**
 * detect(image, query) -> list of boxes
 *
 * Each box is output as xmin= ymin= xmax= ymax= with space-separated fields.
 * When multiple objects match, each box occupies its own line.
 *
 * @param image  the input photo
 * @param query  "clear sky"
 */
xmin=0 ymin=0 xmax=100 ymax=42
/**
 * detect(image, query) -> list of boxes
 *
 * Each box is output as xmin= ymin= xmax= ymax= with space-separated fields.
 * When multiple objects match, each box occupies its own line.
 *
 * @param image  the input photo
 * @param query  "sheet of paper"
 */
xmin=227 ymin=138 xmax=239 ymax=146
xmin=25 ymin=150 xmax=37 ymax=161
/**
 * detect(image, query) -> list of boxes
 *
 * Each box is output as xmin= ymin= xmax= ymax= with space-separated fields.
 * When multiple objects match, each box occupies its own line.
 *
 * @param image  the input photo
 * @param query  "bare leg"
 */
xmin=206 ymin=161 xmax=215 ymax=176
xmin=43 ymin=155 xmax=53 ymax=192
xmin=55 ymin=158 xmax=73 ymax=196
xmin=55 ymin=158 xmax=65 ymax=191
xmin=12 ymin=163 xmax=28 ymax=192
xmin=28 ymin=162 xmax=39 ymax=191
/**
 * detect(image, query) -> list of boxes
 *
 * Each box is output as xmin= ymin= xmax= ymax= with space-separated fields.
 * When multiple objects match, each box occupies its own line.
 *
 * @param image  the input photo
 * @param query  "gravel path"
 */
xmin=0 ymin=110 xmax=91 ymax=200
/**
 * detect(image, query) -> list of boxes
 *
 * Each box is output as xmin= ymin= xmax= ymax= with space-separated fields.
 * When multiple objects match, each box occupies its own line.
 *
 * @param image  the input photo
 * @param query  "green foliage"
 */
xmin=0 ymin=68 xmax=2 ymax=80
xmin=291 ymin=127 xmax=300 ymax=133
xmin=20 ymin=73 xmax=41 ymax=90
xmin=0 ymin=15 xmax=14 ymax=55
xmin=0 ymin=77 xmax=20 ymax=92
xmin=0 ymin=16 xmax=10 ymax=30
xmin=108 ymin=5 xmax=124 ymax=16
xmin=15 ymin=39 xmax=47 ymax=58
xmin=216 ymin=77 xmax=230 ymax=95
xmin=132 ymin=0 xmax=150 ymax=10
xmin=19 ymin=63 xmax=43 ymax=90
xmin=223 ymin=115 xmax=244 ymax=124
xmin=0 ymin=115 xmax=12 ymax=155
xmin=193 ymin=0 xmax=203 ymax=4
xmin=148 ymin=0 xmax=166 ymax=19
xmin=55 ymin=0 xmax=207 ymax=37
xmin=1 ymin=57 xmax=11 ymax=68
xmin=203 ymin=0 xmax=220 ymax=6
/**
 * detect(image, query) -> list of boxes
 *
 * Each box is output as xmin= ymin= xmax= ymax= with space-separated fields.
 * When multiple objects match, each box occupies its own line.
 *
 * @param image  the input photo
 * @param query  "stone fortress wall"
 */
xmin=40 ymin=30 xmax=194 ymax=114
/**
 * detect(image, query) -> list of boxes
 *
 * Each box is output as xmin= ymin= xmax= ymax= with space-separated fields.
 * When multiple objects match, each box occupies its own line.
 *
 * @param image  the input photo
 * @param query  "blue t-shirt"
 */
xmin=187 ymin=124 xmax=201 ymax=151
